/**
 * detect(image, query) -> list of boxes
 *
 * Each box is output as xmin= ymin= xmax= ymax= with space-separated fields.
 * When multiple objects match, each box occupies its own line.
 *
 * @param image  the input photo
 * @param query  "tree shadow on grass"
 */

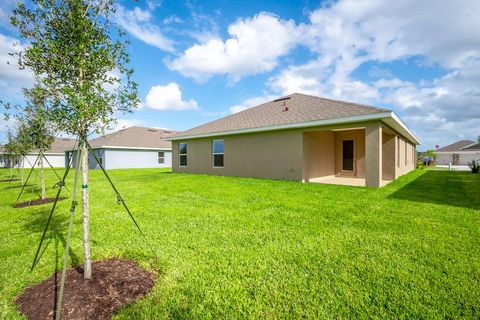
xmin=22 ymin=207 xmax=81 ymax=270
xmin=388 ymin=170 xmax=480 ymax=210
xmin=20 ymin=207 xmax=83 ymax=317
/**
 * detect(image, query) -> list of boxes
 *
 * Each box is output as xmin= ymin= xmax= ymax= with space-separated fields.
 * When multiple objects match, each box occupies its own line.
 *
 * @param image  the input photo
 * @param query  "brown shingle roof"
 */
xmin=43 ymin=137 xmax=77 ymax=153
xmin=89 ymin=126 xmax=176 ymax=149
xmin=171 ymin=93 xmax=390 ymax=139
xmin=436 ymin=140 xmax=475 ymax=152
xmin=461 ymin=142 xmax=480 ymax=151
xmin=0 ymin=138 xmax=76 ymax=154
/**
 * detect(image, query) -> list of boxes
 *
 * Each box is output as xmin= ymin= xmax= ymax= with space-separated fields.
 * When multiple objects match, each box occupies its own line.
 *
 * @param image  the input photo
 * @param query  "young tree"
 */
xmin=16 ymin=86 xmax=55 ymax=200
xmin=3 ymin=131 xmax=21 ymax=180
xmin=13 ymin=121 xmax=34 ymax=187
xmin=11 ymin=0 xmax=139 ymax=279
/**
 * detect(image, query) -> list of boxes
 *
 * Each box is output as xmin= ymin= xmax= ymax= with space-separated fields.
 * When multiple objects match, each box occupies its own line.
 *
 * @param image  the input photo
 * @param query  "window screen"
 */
xmin=158 ymin=151 xmax=165 ymax=164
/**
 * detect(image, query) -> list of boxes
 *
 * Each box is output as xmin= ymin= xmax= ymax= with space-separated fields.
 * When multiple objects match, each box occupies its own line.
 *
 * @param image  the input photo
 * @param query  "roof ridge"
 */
xmin=290 ymin=92 xmax=389 ymax=112
xmin=436 ymin=139 xmax=476 ymax=152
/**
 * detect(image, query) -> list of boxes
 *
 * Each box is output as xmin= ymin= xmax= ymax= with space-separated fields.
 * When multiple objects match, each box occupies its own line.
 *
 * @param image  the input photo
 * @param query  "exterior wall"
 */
xmin=382 ymin=131 xmax=396 ymax=181
xmin=0 ymin=155 xmax=21 ymax=168
xmin=459 ymin=152 xmax=480 ymax=164
xmin=436 ymin=153 xmax=452 ymax=165
xmin=67 ymin=149 xmax=172 ymax=169
xmin=22 ymin=154 xmax=66 ymax=168
xmin=302 ymin=131 xmax=335 ymax=181
xmin=365 ymin=123 xmax=383 ymax=187
xmin=334 ymin=129 xmax=365 ymax=177
xmin=172 ymin=120 xmax=417 ymax=185
xmin=172 ymin=130 xmax=303 ymax=180
xmin=1 ymin=153 xmax=65 ymax=169
xmin=436 ymin=152 xmax=480 ymax=165
xmin=395 ymin=136 xmax=416 ymax=178
xmin=104 ymin=149 xmax=172 ymax=169
xmin=66 ymin=149 xmax=101 ymax=170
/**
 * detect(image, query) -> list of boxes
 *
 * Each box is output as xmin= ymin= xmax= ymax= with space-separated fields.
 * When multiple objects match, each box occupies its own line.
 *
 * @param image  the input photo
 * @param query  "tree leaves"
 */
xmin=10 ymin=0 xmax=139 ymax=137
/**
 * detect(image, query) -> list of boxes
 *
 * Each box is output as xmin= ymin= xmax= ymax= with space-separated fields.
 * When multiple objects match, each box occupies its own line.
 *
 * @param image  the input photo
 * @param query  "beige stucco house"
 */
xmin=168 ymin=93 xmax=420 ymax=187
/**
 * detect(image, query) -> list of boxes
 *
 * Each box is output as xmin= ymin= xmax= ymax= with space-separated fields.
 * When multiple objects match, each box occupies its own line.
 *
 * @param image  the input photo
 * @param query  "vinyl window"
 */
xmin=179 ymin=143 xmax=187 ymax=166
xmin=212 ymin=139 xmax=224 ymax=168
xmin=158 ymin=151 xmax=165 ymax=164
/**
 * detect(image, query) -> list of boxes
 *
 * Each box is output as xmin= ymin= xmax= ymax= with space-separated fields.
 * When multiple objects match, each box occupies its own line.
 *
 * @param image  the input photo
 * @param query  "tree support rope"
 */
xmin=16 ymin=154 xmax=41 ymax=203
xmin=55 ymin=142 xmax=83 ymax=320
xmin=31 ymin=138 xmax=79 ymax=271
xmin=85 ymin=140 xmax=158 ymax=259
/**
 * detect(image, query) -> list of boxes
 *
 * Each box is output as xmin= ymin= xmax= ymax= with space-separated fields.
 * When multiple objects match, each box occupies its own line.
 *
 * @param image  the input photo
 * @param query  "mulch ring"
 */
xmin=0 ymin=178 xmax=20 ymax=182
xmin=14 ymin=197 xmax=66 ymax=208
xmin=5 ymin=184 xmax=34 ymax=189
xmin=16 ymin=258 xmax=155 ymax=320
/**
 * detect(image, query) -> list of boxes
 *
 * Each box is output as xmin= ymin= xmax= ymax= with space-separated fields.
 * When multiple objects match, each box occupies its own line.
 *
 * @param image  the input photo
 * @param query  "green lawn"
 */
xmin=0 ymin=168 xmax=479 ymax=319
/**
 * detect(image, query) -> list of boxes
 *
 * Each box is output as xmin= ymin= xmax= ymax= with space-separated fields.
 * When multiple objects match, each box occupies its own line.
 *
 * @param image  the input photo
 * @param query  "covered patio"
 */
xmin=309 ymin=176 xmax=392 ymax=187
xmin=302 ymin=122 xmax=401 ymax=187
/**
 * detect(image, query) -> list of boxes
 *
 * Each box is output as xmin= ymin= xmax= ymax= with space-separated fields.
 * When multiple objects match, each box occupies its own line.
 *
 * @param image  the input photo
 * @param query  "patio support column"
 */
xmin=365 ymin=123 xmax=382 ymax=187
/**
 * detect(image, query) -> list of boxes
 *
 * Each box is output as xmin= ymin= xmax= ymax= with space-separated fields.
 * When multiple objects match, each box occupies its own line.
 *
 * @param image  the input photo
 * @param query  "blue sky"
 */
xmin=1 ymin=0 xmax=479 ymax=150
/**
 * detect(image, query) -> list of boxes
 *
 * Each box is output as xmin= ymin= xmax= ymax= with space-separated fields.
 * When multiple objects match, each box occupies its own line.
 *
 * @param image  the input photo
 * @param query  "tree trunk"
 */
xmin=10 ymin=162 xmax=13 ymax=179
xmin=40 ymin=155 xmax=46 ymax=200
xmin=81 ymin=145 xmax=92 ymax=279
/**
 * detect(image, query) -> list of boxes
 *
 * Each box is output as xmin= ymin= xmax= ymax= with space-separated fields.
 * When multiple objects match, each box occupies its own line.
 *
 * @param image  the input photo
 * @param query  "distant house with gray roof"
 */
xmin=167 ymin=93 xmax=420 ymax=187
xmin=435 ymin=140 xmax=480 ymax=165
xmin=1 ymin=137 xmax=76 ymax=169
xmin=67 ymin=126 xmax=176 ymax=170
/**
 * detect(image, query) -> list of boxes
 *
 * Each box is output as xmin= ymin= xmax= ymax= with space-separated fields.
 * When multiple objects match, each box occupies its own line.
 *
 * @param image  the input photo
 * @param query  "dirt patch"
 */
xmin=0 ymin=178 xmax=20 ymax=182
xmin=14 ymin=198 xmax=66 ymax=208
xmin=16 ymin=258 xmax=155 ymax=320
xmin=5 ymin=184 xmax=34 ymax=189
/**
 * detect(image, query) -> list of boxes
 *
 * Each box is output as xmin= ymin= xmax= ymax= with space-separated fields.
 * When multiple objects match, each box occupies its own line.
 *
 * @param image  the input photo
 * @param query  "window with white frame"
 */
xmin=158 ymin=151 xmax=165 ymax=164
xmin=212 ymin=139 xmax=224 ymax=167
xmin=179 ymin=143 xmax=187 ymax=166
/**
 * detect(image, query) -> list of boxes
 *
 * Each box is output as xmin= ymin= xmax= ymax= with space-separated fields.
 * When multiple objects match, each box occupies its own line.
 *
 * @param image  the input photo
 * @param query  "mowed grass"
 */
xmin=0 ymin=168 xmax=479 ymax=319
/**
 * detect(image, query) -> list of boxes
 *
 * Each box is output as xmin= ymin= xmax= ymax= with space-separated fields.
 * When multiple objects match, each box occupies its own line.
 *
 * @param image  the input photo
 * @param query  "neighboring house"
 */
xmin=168 ymin=93 xmax=420 ymax=187
xmin=435 ymin=140 xmax=480 ymax=165
xmin=67 ymin=126 xmax=176 ymax=170
xmin=0 ymin=137 xmax=76 ymax=169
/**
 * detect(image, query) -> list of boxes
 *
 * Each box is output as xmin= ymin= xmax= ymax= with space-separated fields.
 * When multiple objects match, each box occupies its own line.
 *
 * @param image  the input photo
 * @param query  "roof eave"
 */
xmin=167 ymin=111 xmax=421 ymax=145
xmin=435 ymin=150 xmax=480 ymax=154
xmin=64 ymin=145 xmax=171 ymax=152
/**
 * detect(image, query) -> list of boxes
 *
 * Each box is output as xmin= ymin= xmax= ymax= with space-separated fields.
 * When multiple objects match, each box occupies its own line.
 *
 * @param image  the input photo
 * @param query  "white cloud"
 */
xmin=168 ymin=12 xmax=299 ymax=82
xmin=0 ymin=116 xmax=17 ymax=134
xmin=0 ymin=33 xmax=33 ymax=99
xmin=260 ymin=0 xmax=480 ymax=148
xmin=145 ymin=83 xmax=198 ymax=111
xmin=163 ymin=15 xmax=183 ymax=25
xmin=305 ymin=0 xmax=480 ymax=69
xmin=114 ymin=4 xmax=174 ymax=52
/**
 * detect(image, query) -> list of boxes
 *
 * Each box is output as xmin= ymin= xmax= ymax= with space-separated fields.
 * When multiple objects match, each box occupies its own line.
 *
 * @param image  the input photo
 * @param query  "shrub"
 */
xmin=468 ymin=159 xmax=480 ymax=173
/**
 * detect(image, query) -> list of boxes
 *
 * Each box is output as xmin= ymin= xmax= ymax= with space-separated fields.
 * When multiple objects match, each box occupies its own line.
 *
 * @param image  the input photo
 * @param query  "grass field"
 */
xmin=0 ymin=168 xmax=479 ymax=319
